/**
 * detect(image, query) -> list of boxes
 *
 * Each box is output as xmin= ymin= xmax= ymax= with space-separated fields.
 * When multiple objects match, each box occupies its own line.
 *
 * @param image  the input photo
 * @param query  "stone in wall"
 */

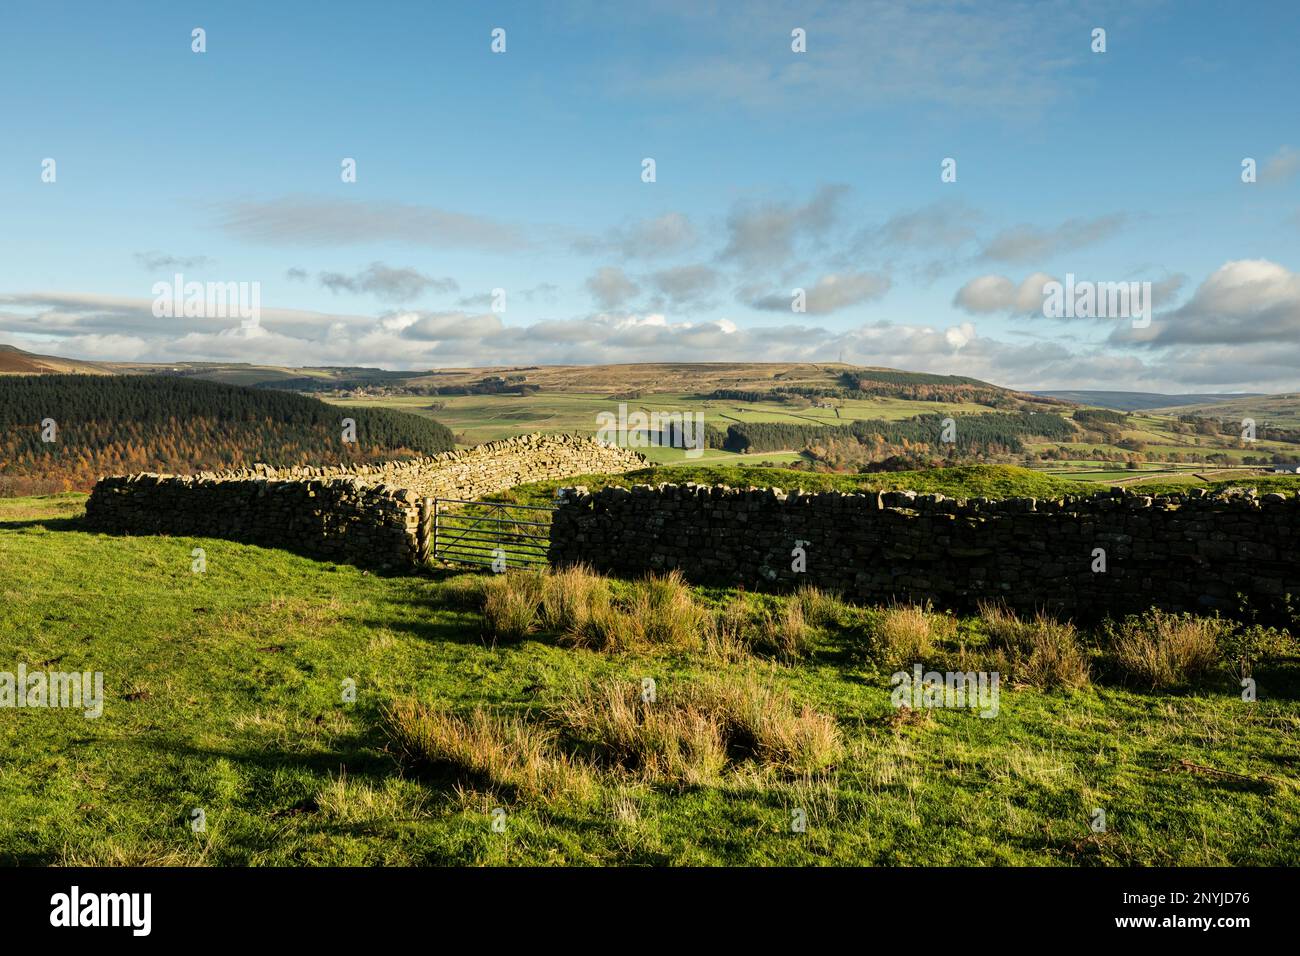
xmin=84 ymin=433 xmax=646 ymax=569
xmin=549 ymin=482 xmax=1300 ymax=618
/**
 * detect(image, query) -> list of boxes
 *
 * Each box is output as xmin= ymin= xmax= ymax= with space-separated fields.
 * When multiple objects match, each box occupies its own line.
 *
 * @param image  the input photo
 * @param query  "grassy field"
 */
xmin=2 ymin=492 xmax=1297 ymax=866
xmin=323 ymin=391 xmax=995 ymax=449
xmin=328 ymin=387 xmax=1300 ymax=483
xmin=484 ymin=462 xmax=1300 ymax=508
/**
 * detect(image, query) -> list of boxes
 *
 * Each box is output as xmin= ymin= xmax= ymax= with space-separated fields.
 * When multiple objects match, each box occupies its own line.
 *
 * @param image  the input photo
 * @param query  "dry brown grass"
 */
xmin=553 ymin=674 xmax=840 ymax=782
xmin=795 ymin=585 xmax=845 ymax=627
xmin=978 ymin=602 xmax=1090 ymax=690
xmin=1105 ymin=609 xmax=1226 ymax=689
xmin=481 ymin=571 xmax=544 ymax=641
xmin=539 ymin=563 xmax=611 ymax=633
xmin=383 ymin=699 xmax=594 ymax=801
xmin=759 ymin=602 xmax=811 ymax=662
xmin=692 ymin=673 xmax=842 ymax=775
xmin=552 ymin=680 xmax=728 ymax=785
xmin=564 ymin=569 xmax=711 ymax=653
xmin=705 ymin=594 xmax=754 ymax=661
xmin=872 ymin=602 xmax=954 ymax=668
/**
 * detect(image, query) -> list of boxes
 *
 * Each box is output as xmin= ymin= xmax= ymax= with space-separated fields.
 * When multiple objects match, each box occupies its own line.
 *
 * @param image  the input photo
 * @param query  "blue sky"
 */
xmin=1 ymin=0 xmax=1297 ymax=391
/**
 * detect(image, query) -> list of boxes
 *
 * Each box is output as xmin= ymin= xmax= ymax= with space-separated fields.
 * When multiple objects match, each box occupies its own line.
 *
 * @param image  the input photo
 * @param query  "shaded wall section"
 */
xmin=85 ymin=434 xmax=646 ymax=568
xmin=549 ymin=483 xmax=1300 ymax=617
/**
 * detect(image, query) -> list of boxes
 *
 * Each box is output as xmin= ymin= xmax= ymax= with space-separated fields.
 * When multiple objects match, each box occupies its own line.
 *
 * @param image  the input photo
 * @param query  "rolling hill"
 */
xmin=0 ymin=343 xmax=118 ymax=375
xmin=0 ymin=374 xmax=455 ymax=495
xmin=5 ymin=345 xmax=1300 ymax=482
xmin=1031 ymin=389 xmax=1266 ymax=411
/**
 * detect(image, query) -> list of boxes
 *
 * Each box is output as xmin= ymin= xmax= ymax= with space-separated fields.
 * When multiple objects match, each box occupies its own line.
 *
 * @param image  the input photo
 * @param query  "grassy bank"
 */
xmin=1 ymin=495 xmax=1297 ymax=865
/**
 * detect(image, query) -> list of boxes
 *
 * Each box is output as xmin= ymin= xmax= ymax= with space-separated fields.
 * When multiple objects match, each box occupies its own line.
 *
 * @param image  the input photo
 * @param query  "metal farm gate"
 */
xmin=428 ymin=497 xmax=555 ymax=569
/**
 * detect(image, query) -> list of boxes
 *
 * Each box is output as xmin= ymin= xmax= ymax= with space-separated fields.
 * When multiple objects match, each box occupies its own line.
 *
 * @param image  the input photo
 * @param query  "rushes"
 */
xmin=554 ymin=674 xmax=841 ymax=782
xmin=870 ymin=602 xmax=954 ymax=670
xmin=1102 ymin=609 xmax=1226 ymax=689
xmin=385 ymin=673 xmax=841 ymax=798
xmin=383 ymin=699 xmax=594 ymax=802
xmin=977 ymin=602 xmax=1090 ymax=690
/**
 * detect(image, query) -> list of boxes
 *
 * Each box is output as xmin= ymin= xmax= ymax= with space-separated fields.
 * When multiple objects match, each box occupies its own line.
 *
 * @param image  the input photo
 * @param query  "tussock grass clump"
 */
xmin=564 ymin=569 xmax=711 ymax=653
xmin=978 ymin=602 xmax=1090 ymax=690
xmin=705 ymin=593 xmax=814 ymax=662
xmin=481 ymin=571 xmax=544 ymax=641
xmin=705 ymin=594 xmax=754 ymax=662
xmin=795 ymin=585 xmax=846 ymax=627
xmin=554 ymin=675 xmax=840 ymax=781
xmin=758 ymin=602 xmax=811 ymax=662
xmin=707 ymin=595 xmax=759 ymax=660
xmin=870 ymin=602 xmax=954 ymax=669
xmin=691 ymin=674 xmax=841 ymax=775
xmin=479 ymin=565 xmax=615 ymax=643
xmin=553 ymin=681 xmax=728 ymax=785
xmin=1102 ymin=609 xmax=1228 ymax=689
xmin=539 ymin=563 xmax=611 ymax=633
xmin=640 ymin=569 xmax=712 ymax=648
xmin=383 ymin=699 xmax=592 ymax=801
xmin=565 ymin=595 xmax=649 ymax=652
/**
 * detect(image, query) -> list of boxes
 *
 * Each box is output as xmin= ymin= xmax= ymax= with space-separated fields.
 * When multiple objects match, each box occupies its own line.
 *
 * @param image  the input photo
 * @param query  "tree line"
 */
xmin=711 ymin=411 xmax=1074 ymax=455
xmin=0 ymin=374 xmax=455 ymax=494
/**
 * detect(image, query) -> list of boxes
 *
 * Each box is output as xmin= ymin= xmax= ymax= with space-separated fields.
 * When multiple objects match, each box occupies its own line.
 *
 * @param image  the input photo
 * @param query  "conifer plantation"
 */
xmin=0 ymin=374 xmax=455 ymax=494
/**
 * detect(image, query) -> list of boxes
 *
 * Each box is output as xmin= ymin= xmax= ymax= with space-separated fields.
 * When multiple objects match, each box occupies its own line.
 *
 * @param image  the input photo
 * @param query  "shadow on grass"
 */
xmin=359 ymin=592 xmax=497 ymax=648
xmin=64 ymin=523 xmax=423 ymax=578
xmin=0 ymin=515 xmax=87 ymax=532
xmin=92 ymin=727 xmax=400 ymax=783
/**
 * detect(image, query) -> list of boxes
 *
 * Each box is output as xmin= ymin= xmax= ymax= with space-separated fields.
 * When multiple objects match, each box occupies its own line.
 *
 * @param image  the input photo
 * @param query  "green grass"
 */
xmin=490 ymin=464 xmax=1099 ymax=505
xmin=324 ymin=391 xmax=1028 ymax=447
xmin=486 ymin=462 xmax=1300 ymax=508
xmin=324 ymin=385 xmax=1300 ymax=482
xmin=2 ymin=494 xmax=1298 ymax=866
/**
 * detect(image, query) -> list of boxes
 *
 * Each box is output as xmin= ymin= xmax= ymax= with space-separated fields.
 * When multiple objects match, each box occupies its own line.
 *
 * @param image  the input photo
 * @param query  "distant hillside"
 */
xmin=1032 ymin=389 xmax=1265 ymax=411
xmin=0 ymin=374 xmax=455 ymax=495
xmin=1146 ymin=392 xmax=1300 ymax=429
xmin=0 ymin=347 xmax=1060 ymax=406
xmin=0 ymin=344 xmax=117 ymax=376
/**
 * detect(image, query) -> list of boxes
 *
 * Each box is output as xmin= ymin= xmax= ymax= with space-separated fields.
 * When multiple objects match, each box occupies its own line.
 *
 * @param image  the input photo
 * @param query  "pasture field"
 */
xmin=323 ymin=383 xmax=1300 ymax=485
xmin=2 ymin=493 xmax=1297 ymax=866
xmin=322 ymin=391 xmax=991 ymax=444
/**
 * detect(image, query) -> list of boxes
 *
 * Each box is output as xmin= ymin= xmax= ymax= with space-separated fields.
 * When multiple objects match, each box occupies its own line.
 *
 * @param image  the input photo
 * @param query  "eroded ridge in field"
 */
xmin=83 ymin=434 xmax=645 ymax=567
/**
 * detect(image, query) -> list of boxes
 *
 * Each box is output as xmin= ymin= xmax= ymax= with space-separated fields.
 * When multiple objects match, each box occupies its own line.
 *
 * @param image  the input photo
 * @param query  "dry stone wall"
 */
xmin=549 ymin=482 xmax=1300 ymax=617
xmin=85 ymin=434 xmax=646 ymax=568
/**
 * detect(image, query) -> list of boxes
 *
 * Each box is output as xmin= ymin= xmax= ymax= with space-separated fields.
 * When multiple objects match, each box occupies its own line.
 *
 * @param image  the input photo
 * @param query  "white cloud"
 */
xmin=751 ymin=272 xmax=891 ymax=314
xmin=1260 ymin=146 xmax=1300 ymax=184
xmin=953 ymin=273 xmax=1055 ymax=314
xmin=1114 ymin=259 xmax=1300 ymax=347
xmin=217 ymin=196 xmax=527 ymax=251
xmin=585 ymin=267 xmax=641 ymax=309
